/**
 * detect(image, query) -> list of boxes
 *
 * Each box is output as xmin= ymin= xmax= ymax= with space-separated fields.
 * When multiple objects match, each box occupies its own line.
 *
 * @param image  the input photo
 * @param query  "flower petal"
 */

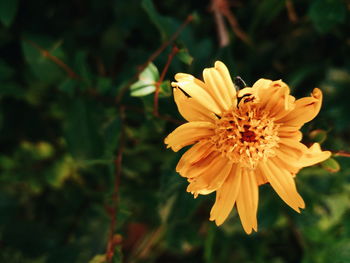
xmin=210 ymin=164 xmax=241 ymax=225
xmin=259 ymin=160 xmax=305 ymax=212
xmin=180 ymin=151 xmax=220 ymax=179
xmin=173 ymin=88 xmax=215 ymax=122
xmin=202 ymin=61 xmax=237 ymax=111
xmin=277 ymin=88 xmax=323 ymax=126
xmin=164 ymin=122 xmax=215 ymax=152
xmin=214 ymin=61 xmax=237 ymax=104
xmin=187 ymin=155 xmax=232 ymax=196
xmin=299 ymin=143 xmax=331 ymax=167
xmin=251 ymin=80 xmax=296 ymax=118
xmin=236 ymin=169 xmax=259 ymax=234
xmin=172 ymin=74 xmax=222 ymax=115
xmin=176 ymin=140 xmax=214 ymax=175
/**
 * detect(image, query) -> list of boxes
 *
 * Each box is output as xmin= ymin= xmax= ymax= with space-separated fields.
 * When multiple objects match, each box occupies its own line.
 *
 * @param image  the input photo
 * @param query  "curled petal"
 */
xmin=180 ymin=151 xmax=219 ymax=179
xmin=187 ymin=155 xmax=232 ymax=196
xmin=299 ymin=143 xmax=331 ymax=167
xmin=164 ymin=122 xmax=215 ymax=152
xmin=277 ymin=88 xmax=323 ymax=126
xmin=254 ymin=79 xmax=296 ymax=118
xmin=176 ymin=140 xmax=214 ymax=175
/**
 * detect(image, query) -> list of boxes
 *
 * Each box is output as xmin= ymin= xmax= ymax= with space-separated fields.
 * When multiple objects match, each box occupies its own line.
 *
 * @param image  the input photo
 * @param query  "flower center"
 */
xmin=211 ymin=105 xmax=280 ymax=169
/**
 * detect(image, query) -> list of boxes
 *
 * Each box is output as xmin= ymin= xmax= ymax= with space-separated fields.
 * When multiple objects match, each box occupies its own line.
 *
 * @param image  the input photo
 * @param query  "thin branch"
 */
xmin=116 ymin=14 xmax=193 ymax=104
xmin=106 ymin=106 xmax=126 ymax=263
xmin=211 ymin=0 xmax=230 ymax=47
xmin=23 ymin=38 xmax=81 ymax=80
xmin=212 ymin=0 xmax=251 ymax=45
xmin=285 ymin=0 xmax=298 ymax=23
xmin=333 ymin=151 xmax=350 ymax=158
xmin=153 ymin=45 xmax=179 ymax=117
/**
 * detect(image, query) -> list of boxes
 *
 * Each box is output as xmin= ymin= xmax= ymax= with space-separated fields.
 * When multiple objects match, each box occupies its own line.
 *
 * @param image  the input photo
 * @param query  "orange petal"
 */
xmin=260 ymin=160 xmax=305 ymax=212
xmin=176 ymin=140 xmax=214 ymax=174
xmin=277 ymin=88 xmax=323 ymax=126
xmin=236 ymin=168 xmax=259 ymax=234
xmin=210 ymin=164 xmax=241 ymax=225
xmin=172 ymin=74 xmax=221 ymax=115
xmin=173 ymin=88 xmax=215 ymax=122
xmin=299 ymin=143 xmax=331 ymax=167
xmin=164 ymin=122 xmax=215 ymax=152
xmin=214 ymin=61 xmax=237 ymax=105
xmin=202 ymin=62 xmax=237 ymax=111
xmin=278 ymin=129 xmax=302 ymax=141
xmin=186 ymin=155 xmax=232 ymax=195
xmin=181 ymin=151 xmax=219 ymax=179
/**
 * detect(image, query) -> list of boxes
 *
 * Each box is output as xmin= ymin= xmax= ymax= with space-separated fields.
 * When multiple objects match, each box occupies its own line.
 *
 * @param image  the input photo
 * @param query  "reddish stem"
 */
xmin=116 ymin=14 xmax=193 ymax=104
xmin=153 ymin=46 xmax=179 ymax=117
xmin=106 ymin=106 xmax=125 ymax=262
xmin=23 ymin=38 xmax=81 ymax=80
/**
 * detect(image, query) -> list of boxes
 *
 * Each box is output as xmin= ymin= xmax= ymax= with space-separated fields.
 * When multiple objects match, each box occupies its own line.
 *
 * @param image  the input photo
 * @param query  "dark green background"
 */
xmin=0 ymin=0 xmax=350 ymax=262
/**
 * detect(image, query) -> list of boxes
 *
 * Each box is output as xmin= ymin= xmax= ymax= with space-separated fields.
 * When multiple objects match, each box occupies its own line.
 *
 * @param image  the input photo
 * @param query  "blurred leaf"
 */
xmin=159 ymin=194 xmax=176 ymax=223
xmin=204 ymin=225 xmax=215 ymax=263
xmin=0 ymin=59 xmax=14 ymax=80
xmin=130 ymin=63 xmax=159 ymax=97
xmin=0 ymin=0 xmax=18 ymax=27
xmin=141 ymin=0 xmax=176 ymax=40
xmin=103 ymin=116 xmax=120 ymax=157
xmin=177 ymin=49 xmax=193 ymax=65
xmin=321 ymin=157 xmax=340 ymax=173
xmin=324 ymin=240 xmax=350 ymax=263
xmin=74 ymin=51 xmax=93 ymax=87
xmin=22 ymin=37 xmax=65 ymax=84
xmin=58 ymin=78 xmax=78 ymax=96
xmin=112 ymin=246 xmax=123 ymax=263
xmin=97 ymin=77 xmax=113 ymax=95
xmin=319 ymin=193 xmax=349 ymax=229
xmin=250 ymin=0 xmax=284 ymax=29
xmin=309 ymin=0 xmax=346 ymax=33
xmin=309 ymin=129 xmax=327 ymax=144
xmin=159 ymin=80 xmax=171 ymax=98
xmin=89 ymin=254 xmax=106 ymax=263
xmin=64 ymin=98 xmax=103 ymax=160
xmin=46 ymin=155 xmax=77 ymax=188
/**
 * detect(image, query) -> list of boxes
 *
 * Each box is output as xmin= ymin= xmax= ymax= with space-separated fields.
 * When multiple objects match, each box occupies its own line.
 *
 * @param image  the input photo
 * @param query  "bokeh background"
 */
xmin=1 ymin=0 xmax=350 ymax=262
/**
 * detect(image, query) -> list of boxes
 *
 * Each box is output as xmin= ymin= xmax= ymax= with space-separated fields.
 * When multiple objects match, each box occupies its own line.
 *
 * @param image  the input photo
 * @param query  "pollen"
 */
xmin=211 ymin=101 xmax=280 ymax=169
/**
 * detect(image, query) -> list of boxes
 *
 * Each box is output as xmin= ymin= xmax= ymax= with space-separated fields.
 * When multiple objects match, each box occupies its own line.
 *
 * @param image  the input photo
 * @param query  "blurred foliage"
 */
xmin=0 ymin=0 xmax=350 ymax=262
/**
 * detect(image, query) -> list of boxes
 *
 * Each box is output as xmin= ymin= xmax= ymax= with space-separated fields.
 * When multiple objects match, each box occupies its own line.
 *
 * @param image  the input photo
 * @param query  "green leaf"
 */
xmin=130 ymin=62 xmax=159 ymax=97
xmin=159 ymin=80 xmax=171 ymax=98
xmin=309 ymin=129 xmax=327 ymax=144
xmin=96 ymin=77 xmax=113 ymax=95
xmin=204 ymin=225 xmax=215 ymax=263
xmin=321 ymin=157 xmax=340 ymax=173
xmin=0 ymin=59 xmax=14 ymax=80
xmin=324 ymin=240 xmax=350 ymax=263
xmin=64 ymin=99 xmax=103 ymax=160
xmin=21 ymin=37 xmax=65 ymax=84
xmin=103 ymin=117 xmax=120 ymax=157
xmin=89 ymin=254 xmax=106 ymax=263
xmin=309 ymin=0 xmax=346 ymax=33
xmin=0 ymin=0 xmax=18 ymax=27
xmin=141 ymin=0 xmax=176 ymax=41
xmin=177 ymin=49 xmax=193 ymax=65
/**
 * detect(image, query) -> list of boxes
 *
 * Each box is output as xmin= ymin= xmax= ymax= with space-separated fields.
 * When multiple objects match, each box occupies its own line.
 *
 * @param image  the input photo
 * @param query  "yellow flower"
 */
xmin=164 ymin=61 xmax=331 ymax=234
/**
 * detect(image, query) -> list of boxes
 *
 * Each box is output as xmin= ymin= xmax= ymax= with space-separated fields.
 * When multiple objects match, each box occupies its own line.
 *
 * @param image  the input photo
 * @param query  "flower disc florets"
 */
xmin=212 ymin=101 xmax=280 ymax=169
